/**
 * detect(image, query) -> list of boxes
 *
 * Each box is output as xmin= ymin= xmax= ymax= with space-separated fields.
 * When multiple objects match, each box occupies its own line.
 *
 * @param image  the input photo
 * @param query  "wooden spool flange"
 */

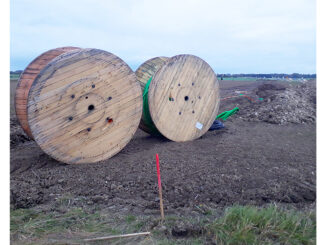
xmin=15 ymin=47 xmax=81 ymax=138
xmin=138 ymin=54 xmax=220 ymax=142
xmin=135 ymin=57 xmax=169 ymax=134
xmin=27 ymin=48 xmax=143 ymax=164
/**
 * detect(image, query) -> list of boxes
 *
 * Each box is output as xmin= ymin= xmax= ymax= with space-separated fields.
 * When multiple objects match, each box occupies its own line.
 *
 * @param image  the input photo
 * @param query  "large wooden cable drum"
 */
xmin=135 ymin=57 xmax=169 ymax=134
xmin=137 ymin=54 xmax=220 ymax=142
xmin=27 ymin=48 xmax=143 ymax=164
xmin=15 ymin=47 xmax=81 ymax=138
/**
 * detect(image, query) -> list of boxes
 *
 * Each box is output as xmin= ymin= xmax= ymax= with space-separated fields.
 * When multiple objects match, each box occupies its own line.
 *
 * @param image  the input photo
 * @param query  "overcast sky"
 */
xmin=10 ymin=0 xmax=316 ymax=73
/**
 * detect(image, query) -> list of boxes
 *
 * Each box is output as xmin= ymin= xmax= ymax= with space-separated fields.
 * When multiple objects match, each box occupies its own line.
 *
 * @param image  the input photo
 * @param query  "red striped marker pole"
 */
xmin=156 ymin=154 xmax=165 ymax=220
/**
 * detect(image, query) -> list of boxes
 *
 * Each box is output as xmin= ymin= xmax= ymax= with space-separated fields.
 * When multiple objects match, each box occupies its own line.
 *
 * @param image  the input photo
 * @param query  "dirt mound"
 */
xmin=255 ymin=83 xmax=286 ymax=98
xmin=221 ymin=80 xmax=316 ymax=125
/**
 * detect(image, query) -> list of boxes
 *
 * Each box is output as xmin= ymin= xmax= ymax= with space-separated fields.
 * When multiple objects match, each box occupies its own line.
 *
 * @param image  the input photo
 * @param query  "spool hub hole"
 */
xmin=107 ymin=117 xmax=113 ymax=124
xmin=88 ymin=104 xmax=95 ymax=111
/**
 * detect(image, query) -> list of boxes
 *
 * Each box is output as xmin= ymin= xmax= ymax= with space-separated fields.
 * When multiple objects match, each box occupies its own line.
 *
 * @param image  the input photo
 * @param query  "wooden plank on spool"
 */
xmin=27 ymin=48 xmax=143 ymax=164
xmin=15 ymin=47 xmax=81 ymax=138
xmin=148 ymin=54 xmax=220 ymax=142
xmin=135 ymin=57 xmax=169 ymax=134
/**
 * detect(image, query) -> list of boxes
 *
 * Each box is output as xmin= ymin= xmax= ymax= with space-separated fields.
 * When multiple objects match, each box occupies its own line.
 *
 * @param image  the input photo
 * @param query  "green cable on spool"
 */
xmin=142 ymin=77 xmax=161 ymax=135
xmin=216 ymin=107 xmax=239 ymax=120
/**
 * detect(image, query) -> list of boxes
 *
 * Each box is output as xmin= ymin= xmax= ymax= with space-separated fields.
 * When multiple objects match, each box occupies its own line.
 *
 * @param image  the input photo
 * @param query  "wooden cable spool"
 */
xmin=15 ymin=47 xmax=81 ymax=138
xmin=136 ymin=54 xmax=220 ymax=142
xmin=135 ymin=57 xmax=169 ymax=134
xmin=25 ymin=48 xmax=142 ymax=164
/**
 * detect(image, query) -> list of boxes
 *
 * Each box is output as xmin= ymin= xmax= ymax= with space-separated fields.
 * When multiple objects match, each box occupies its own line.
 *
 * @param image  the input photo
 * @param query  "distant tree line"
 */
xmin=10 ymin=70 xmax=23 ymax=74
xmin=10 ymin=70 xmax=316 ymax=79
xmin=217 ymin=73 xmax=316 ymax=79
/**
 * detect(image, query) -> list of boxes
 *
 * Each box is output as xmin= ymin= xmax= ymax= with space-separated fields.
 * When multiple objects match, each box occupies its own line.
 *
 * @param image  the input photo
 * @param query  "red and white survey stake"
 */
xmin=156 ymin=153 xmax=165 ymax=220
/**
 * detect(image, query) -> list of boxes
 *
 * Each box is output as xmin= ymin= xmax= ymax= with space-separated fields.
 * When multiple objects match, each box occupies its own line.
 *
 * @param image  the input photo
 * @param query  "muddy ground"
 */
xmin=10 ymin=79 xmax=316 ymax=215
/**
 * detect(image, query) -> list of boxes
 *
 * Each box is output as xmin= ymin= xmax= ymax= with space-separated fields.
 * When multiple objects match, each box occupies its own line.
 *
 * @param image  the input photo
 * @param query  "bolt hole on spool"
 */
xmin=87 ymin=127 xmax=91 ymax=132
xmin=88 ymin=104 xmax=95 ymax=111
xmin=184 ymin=96 xmax=189 ymax=101
xmin=71 ymin=94 xmax=75 ymax=99
xmin=92 ymin=84 xmax=95 ymax=88
xmin=107 ymin=117 xmax=113 ymax=124
xmin=85 ymin=96 xmax=88 ymax=99
xmin=108 ymin=96 xmax=112 ymax=101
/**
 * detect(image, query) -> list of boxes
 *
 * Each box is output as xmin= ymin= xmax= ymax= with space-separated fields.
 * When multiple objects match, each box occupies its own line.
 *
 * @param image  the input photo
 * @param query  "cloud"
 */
xmin=10 ymin=0 xmax=316 ymax=73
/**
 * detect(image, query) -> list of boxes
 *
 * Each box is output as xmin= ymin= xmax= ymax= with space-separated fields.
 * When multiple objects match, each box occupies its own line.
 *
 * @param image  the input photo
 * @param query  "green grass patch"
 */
xmin=11 ymin=207 xmax=120 ymax=242
xmin=125 ymin=214 xmax=136 ymax=224
xmin=207 ymin=205 xmax=316 ymax=245
xmin=219 ymin=77 xmax=258 ymax=81
xmin=10 ymin=205 xmax=316 ymax=245
xmin=10 ymin=74 xmax=20 ymax=80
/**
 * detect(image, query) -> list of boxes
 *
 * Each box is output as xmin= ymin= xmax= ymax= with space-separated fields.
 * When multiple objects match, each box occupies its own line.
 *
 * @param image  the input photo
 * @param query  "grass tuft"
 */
xmin=125 ymin=214 xmax=136 ymax=224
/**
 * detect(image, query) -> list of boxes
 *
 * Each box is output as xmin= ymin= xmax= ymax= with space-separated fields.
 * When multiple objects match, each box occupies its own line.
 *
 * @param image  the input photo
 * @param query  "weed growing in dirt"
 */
xmin=125 ymin=214 xmax=136 ymax=224
xmin=207 ymin=205 xmax=316 ymax=245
